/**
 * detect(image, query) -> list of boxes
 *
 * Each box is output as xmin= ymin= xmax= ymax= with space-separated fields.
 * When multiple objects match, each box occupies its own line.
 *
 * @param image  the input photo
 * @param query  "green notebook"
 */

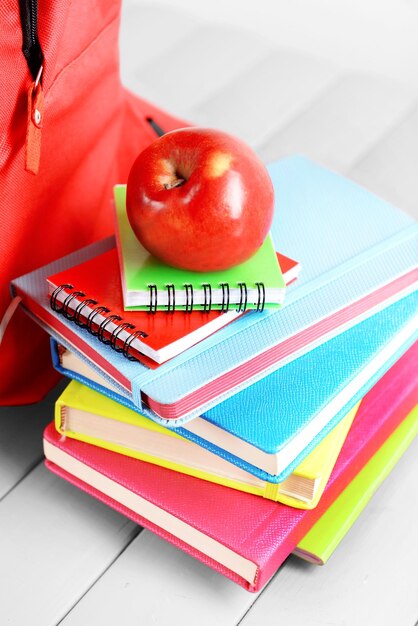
xmin=293 ymin=404 xmax=418 ymax=565
xmin=113 ymin=185 xmax=286 ymax=312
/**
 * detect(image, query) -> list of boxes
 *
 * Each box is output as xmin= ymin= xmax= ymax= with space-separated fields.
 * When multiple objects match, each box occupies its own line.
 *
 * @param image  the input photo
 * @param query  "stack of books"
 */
xmin=11 ymin=156 xmax=418 ymax=592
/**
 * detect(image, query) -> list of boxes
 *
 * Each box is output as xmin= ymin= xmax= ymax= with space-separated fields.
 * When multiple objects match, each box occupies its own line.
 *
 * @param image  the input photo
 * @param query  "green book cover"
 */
xmin=113 ymin=185 xmax=286 ymax=312
xmin=293 ymin=404 xmax=418 ymax=565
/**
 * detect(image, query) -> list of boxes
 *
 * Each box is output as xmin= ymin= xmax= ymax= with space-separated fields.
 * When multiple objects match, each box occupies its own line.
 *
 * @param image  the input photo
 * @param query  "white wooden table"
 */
xmin=1 ymin=2 xmax=418 ymax=624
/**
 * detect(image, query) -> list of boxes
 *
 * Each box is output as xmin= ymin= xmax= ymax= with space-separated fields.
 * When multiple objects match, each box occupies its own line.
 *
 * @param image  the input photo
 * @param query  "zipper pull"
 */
xmin=25 ymin=65 xmax=44 ymax=174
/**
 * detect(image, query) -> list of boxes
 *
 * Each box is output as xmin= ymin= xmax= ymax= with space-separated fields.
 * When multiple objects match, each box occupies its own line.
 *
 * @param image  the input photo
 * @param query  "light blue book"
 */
xmin=52 ymin=291 xmax=418 ymax=482
xmin=12 ymin=156 xmax=418 ymax=427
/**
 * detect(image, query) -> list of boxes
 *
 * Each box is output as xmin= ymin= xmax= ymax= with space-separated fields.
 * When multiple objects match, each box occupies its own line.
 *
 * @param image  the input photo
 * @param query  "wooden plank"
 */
xmin=60 ymin=532 xmax=258 ymax=626
xmin=2 ymin=6 xmax=416 ymax=626
xmin=240 ymin=438 xmax=418 ymax=626
xmin=0 ymin=380 xmax=65 ymax=500
xmin=258 ymin=73 xmax=417 ymax=171
xmin=132 ymin=25 xmax=272 ymax=118
xmin=189 ymin=49 xmax=338 ymax=149
xmin=50 ymin=437 xmax=418 ymax=625
xmin=0 ymin=464 xmax=139 ymax=626
xmin=349 ymin=105 xmax=418 ymax=220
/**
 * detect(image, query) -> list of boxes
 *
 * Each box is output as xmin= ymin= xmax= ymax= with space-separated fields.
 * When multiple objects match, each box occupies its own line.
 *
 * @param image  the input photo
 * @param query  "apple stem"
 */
xmin=164 ymin=178 xmax=186 ymax=190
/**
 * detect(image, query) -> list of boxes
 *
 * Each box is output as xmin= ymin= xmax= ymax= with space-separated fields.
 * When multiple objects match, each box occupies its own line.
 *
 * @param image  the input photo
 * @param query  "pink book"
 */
xmin=43 ymin=342 xmax=418 ymax=592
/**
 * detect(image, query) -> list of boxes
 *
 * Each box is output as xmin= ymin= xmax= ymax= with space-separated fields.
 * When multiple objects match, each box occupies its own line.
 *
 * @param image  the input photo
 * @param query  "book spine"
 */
xmin=49 ymin=284 xmax=148 ymax=362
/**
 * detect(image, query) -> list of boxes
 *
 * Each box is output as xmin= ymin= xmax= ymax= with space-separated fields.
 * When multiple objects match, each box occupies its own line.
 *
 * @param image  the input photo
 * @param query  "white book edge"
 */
xmin=43 ymin=439 xmax=258 ymax=585
xmin=58 ymin=304 xmax=417 ymax=477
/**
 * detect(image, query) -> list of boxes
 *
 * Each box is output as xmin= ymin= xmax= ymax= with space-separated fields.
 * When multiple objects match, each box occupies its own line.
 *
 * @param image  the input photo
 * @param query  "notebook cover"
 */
xmin=43 ymin=342 xmax=418 ymax=592
xmin=51 ymin=292 xmax=418 ymax=481
xmin=11 ymin=237 xmax=297 ymax=370
xmin=113 ymin=185 xmax=286 ymax=311
xmin=276 ymin=252 xmax=301 ymax=284
xmin=55 ymin=379 xmax=359 ymax=506
xmin=12 ymin=157 xmax=418 ymax=422
xmin=46 ymin=246 xmax=244 ymax=365
xmin=294 ymin=403 xmax=418 ymax=564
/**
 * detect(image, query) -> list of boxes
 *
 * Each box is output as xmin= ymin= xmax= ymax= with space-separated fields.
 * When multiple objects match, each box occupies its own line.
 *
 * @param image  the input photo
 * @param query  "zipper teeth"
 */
xmin=19 ymin=0 xmax=43 ymax=80
xmin=29 ymin=0 xmax=38 ymax=48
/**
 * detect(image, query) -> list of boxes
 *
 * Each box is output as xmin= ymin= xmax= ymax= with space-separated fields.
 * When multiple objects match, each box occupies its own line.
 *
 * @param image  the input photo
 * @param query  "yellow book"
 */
xmin=55 ymin=380 xmax=360 ymax=508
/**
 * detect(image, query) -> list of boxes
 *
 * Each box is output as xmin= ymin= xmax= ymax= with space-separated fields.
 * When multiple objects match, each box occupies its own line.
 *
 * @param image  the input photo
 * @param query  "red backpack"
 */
xmin=0 ymin=0 xmax=186 ymax=404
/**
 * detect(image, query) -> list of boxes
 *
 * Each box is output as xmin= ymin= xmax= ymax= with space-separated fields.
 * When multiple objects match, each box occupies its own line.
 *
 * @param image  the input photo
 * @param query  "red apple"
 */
xmin=126 ymin=127 xmax=275 ymax=272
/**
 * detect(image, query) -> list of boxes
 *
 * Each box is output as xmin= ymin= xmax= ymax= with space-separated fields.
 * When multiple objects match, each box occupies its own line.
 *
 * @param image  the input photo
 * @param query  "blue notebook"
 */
xmin=52 ymin=291 xmax=418 ymax=482
xmin=12 ymin=156 xmax=418 ymax=426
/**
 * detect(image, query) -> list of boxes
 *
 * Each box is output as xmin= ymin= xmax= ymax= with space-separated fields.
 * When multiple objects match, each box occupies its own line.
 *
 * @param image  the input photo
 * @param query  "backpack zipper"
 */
xmin=19 ymin=0 xmax=44 ymax=174
xmin=146 ymin=117 xmax=165 ymax=137
xmin=19 ymin=0 xmax=44 ymax=81
xmin=17 ymin=2 xmax=165 ymax=172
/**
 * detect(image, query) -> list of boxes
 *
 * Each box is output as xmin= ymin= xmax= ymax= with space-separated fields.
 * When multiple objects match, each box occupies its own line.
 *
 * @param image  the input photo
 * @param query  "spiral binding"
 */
xmin=123 ymin=329 xmax=149 ymax=360
xmin=50 ymin=278 xmax=267 ymax=361
xmin=50 ymin=284 xmax=73 ymax=313
xmin=86 ymin=306 xmax=110 ymax=335
xmin=97 ymin=314 xmax=122 ymax=343
xmin=50 ymin=284 xmax=148 ymax=362
xmin=62 ymin=291 xmax=86 ymax=319
xmin=237 ymin=282 xmax=248 ymax=313
xmin=255 ymin=282 xmax=265 ymax=312
xmin=110 ymin=322 xmax=135 ymax=351
xmin=74 ymin=298 xmax=98 ymax=328
xmin=202 ymin=283 xmax=212 ymax=312
xmin=166 ymin=284 xmax=175 ymax=313
xmin=220 ymin=283 xmax=230 ymax=312
xmin=184 ymin=284 xmax=194 ymax=313
xmin=145 ymin=281 xmax=265 ymax=312
xmin=148 ymin=284 xmax=158 ymax=314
